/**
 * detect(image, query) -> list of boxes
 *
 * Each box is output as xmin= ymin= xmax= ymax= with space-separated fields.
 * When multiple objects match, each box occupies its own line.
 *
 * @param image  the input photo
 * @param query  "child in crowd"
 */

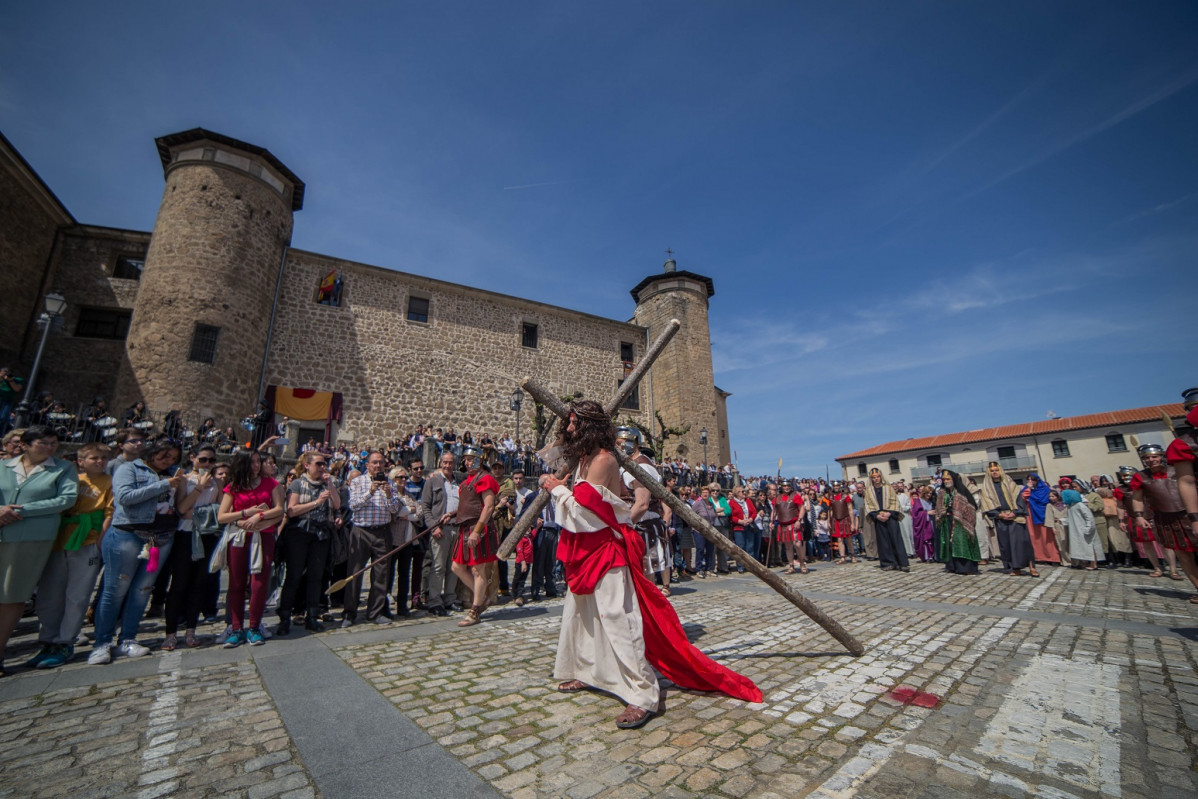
xmin=28 ymin=442 xmax=113 ymax=669
xmin=511 ymin=528 xmax=535 ymax=607
xmin=815 ymin=509 xmax=832 ymax=561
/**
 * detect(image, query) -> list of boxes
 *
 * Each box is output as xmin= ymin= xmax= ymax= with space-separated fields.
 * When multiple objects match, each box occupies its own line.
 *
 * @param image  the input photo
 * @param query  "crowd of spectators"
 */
xmin=2 ymin=377 xmax=1195 ymax=676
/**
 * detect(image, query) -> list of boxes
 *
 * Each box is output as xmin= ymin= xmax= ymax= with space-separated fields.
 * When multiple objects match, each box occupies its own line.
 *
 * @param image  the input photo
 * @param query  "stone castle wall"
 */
xmin=0 ymin=138 xmax=72 ymax=369
xmin=266 ymin=250 xmax=648 ymax=444
xmin=31 ymin=227 xmax=148 ymax=407
xmin=114 ymin=160 xmax=293 ymax=422
xmin=633 ymin=278 xmax=719 ymax=463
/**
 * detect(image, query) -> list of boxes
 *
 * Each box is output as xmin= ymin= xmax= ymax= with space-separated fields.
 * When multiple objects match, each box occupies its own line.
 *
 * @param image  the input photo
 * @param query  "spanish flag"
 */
xmin=318 ymin=270 xmax=336 ymax=299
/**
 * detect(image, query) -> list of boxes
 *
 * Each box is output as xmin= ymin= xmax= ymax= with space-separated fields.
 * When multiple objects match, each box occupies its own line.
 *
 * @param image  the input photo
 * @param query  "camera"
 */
xmin=372 ymin=472 xmax=386 ymax=482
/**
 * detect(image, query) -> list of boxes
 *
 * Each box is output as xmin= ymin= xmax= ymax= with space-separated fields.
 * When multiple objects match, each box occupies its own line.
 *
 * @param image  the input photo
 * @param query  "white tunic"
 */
xmin=550 ymin=481 xmax=660 ymax=710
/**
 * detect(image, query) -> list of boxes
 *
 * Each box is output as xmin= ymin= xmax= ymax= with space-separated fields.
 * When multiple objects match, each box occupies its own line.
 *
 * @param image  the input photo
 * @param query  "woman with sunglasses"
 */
xmin=277 ymin=451 xmax=340 ymax=634
xmin=162 ymin=445 xmax=226 ymax=649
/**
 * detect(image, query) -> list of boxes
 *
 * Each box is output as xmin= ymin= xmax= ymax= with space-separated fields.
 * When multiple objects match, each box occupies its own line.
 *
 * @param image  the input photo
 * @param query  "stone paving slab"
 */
xmin=0 ymin=559 xmax=1194 ymax=798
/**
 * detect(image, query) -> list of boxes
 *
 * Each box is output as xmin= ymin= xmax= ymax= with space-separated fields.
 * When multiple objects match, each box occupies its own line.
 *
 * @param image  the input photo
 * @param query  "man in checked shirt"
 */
xmin=342 ymin=451 xmax=403 ymax=627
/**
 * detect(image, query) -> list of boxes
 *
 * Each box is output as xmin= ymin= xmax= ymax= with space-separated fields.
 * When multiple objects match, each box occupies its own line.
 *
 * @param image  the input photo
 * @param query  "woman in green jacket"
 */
xmin=0 ymin=425 xmax=79 ymax=675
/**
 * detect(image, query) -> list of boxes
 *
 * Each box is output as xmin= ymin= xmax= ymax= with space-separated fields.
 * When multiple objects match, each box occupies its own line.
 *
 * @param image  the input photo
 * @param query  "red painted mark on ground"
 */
xmin=887 ymin=685 xmax=942 ymax=708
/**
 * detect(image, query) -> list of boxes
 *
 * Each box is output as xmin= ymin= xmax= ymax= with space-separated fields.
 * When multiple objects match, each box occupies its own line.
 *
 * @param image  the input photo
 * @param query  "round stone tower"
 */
xmin=115 ymin=129 xmax=304 ymax=423
xmin=631 ymin=257 xmax=728 ymax=464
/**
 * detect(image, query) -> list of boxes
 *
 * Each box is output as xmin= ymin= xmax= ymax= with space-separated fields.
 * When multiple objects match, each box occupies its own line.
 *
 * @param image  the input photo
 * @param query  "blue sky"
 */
xmin=3 ymin=2 xmax=1196 ymax=475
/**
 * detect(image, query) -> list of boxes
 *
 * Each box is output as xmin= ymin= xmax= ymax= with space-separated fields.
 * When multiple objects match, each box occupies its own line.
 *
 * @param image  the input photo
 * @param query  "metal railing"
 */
xmin=910 ymin=455 xmax=1040 ymax=479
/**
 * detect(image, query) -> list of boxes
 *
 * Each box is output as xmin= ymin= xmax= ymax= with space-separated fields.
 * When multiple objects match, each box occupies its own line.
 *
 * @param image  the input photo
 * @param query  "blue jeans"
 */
xmin=732 ymin=528 xmax=761 ymax=571
xmin=94 ymin=528 xmax=173 ymax=646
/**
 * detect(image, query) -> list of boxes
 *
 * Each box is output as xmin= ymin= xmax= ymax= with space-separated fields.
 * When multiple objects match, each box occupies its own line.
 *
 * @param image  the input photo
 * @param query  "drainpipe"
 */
xmin=257 ymin=246 xmax=289 ymax=402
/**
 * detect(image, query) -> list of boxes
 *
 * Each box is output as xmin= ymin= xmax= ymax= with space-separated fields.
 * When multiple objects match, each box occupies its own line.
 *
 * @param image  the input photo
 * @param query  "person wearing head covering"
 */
xmin=1021 ymin=472 xmax=1061 ymax=566
xmin=979 ymin=462 xmax=1037 ymax=576
xmin=1061 ymin=490 xmax=1103 ymax=569
xmin=1131 ymin=442 xmax=1198 ymax=600
xmin=1114 ymin=466 xmax=1175 ymax=578
xmin=863 ymin=469 xmax=909 ymax=572
xmin=933 ymin=470 xmax=981 ymax=575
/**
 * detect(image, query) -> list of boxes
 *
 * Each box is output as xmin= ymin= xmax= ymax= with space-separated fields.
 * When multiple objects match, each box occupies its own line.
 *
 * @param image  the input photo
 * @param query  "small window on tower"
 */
xmin=619 ymin=341 xmax=635 ymax=362
xmin=617 ymin=379 xmax=640 ymax=410
xmin=188 ymin=324 xmax=221 ymax=364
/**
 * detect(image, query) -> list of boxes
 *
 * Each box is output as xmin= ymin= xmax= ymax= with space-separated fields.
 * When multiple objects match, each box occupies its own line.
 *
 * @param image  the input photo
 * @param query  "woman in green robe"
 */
xmin=934 ymin=470 xmax=982 ymax=575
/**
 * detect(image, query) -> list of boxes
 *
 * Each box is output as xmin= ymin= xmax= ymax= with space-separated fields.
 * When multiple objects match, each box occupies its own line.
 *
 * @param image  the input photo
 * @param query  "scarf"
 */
xmin=1023 ymin=473 xmax=1051 ymax=525
xmin=1061 ymin=489 xmax=1082 ymax=506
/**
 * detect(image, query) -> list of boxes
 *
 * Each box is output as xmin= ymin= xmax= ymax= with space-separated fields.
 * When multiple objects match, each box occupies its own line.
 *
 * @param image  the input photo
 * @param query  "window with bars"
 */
xmin=75 ymin=308 xmax=132 ymax=339
xmin=188 ymin=324 xmax=221 ymax=364
xmin=1051 ymin=439 xmax=1071 ymax=458
xmin=407 ymin=295 xmax=430 ymax=323
xmin=617 ymin=379 xmax=640 ymax=410
xmin=521 ymin=322 xmax=538 ymax=349
xmin=889 ymin=459 xmax=900 ymax=474
xmin=1105 ymin=433 xmax=1127 ymax=453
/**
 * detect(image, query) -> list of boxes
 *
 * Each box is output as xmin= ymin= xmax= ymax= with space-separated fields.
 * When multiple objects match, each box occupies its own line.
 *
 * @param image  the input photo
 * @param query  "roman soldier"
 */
xmin=830 ymin=482 xmax=856 ymax=563
xmin=616 ymin=427 xmax=672 ymax=596
xmin=1115 ymin=465 xmax=1171 ymax=577
xmin=1165 ymin=389 xmax=1198 ymax=543
xmin=1130 ymin=443 xmax=1198 ymax=600
xmin=774 ymin=482 xmax=806 ymax=574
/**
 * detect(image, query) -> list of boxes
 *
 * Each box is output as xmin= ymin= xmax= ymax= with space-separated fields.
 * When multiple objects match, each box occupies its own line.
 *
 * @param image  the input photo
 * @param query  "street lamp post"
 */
xmin=700 ymin=427 xmax=708 ymax=475
xmin=509 ymin=387 xmax=524 ymax=470
xmin=14 ymin=291 xmax=67 ymax=427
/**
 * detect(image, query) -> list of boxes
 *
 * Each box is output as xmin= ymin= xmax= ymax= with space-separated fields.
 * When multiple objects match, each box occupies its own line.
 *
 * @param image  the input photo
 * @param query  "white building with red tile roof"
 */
xmin=836 ymin=404 xmax=1185 ymax=485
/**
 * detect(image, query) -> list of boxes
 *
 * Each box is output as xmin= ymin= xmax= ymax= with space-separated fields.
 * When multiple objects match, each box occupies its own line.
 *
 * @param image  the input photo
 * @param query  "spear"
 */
xmin=325 ymin=528 xmax=431 ymax=595
xmin=521 ymin=376 xmax=866 ymax=657
xmin=496 ymin=319 xmax=682 ymax=558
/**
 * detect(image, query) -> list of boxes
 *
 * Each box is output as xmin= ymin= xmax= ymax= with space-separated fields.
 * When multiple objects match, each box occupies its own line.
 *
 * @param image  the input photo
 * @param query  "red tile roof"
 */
xmin=836 ymin=403 xmax=1185 ymax=461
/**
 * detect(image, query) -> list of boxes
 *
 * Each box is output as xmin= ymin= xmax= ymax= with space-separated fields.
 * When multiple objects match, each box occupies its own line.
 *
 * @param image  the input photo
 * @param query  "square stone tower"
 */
xmin=631 ymin=258 xmax=728 ymax=464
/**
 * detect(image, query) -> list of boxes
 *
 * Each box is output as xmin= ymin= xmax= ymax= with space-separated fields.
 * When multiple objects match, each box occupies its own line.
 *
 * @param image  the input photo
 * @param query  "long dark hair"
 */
xmin=228 ymin=450 xmax=261 ymax=492
xmin=140 ymin=439 xmax=181 ymax=474
xmin=941 ymin=469 xmax=977 ymax=508
xmin=564 ymin=400 xmax=615 ymax=462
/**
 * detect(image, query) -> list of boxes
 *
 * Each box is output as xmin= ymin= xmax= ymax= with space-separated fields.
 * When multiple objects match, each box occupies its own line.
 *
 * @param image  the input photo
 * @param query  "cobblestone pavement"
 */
xmin=1 ymin=558 xmax=1195 ymax=798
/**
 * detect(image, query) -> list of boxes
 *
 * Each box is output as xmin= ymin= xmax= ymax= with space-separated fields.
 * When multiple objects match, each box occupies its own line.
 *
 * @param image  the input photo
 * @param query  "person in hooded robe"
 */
xmin=980 ymin=462 xmax=1037 ymax=577
xmin=933 ymin=470 xmax=981 ymax=575
xmin=1021 ymin=472 xmax=1060 ymax=565
xmin=1062 ymin=489 xmax=1103 ymax=570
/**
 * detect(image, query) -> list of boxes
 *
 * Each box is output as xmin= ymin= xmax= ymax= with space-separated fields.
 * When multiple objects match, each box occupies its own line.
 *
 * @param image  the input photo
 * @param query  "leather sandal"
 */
xmin=615 ymin=705 xmax=654 ymax=729
xmin=185 ymin=631 xmax=200 ymax=648
xmin=660 ymin=586 xmax=671 ymax=597
xmin=558 ymin=679 xmax=588 ymax=693
xmin=161 ymin=634 xmax=177 ymax=652
xmin=457 ymin=608 xmax=481 ymax=627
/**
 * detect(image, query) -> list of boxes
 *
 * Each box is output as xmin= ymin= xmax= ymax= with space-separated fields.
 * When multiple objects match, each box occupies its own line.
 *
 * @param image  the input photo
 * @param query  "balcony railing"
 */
xmin=910 ymin=455 xmax=1040 ymax=480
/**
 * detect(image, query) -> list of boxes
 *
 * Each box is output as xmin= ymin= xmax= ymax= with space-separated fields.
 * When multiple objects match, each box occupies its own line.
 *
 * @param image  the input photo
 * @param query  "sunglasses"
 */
xmin=313 ymin=461 xmax=328 ymax=467
xmin=196 ymin=457 xmax=215 ymax=464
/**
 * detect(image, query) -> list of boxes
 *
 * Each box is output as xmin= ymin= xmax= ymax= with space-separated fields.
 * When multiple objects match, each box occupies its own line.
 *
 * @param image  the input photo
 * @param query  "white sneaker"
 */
xmin=256 ymin=625 xmax=272 ymax=640
xmin=117 ymin=640 xmax=151 ymax=658
xmin=214 ymin=625 xmax=233 ymax=645
xmin=87 ymin=643 xmax=113 ymax=665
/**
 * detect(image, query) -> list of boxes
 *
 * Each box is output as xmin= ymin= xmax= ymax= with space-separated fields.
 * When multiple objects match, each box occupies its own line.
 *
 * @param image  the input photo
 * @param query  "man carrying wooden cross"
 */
xmin=540 ymin=399 xmax=761 ymax=730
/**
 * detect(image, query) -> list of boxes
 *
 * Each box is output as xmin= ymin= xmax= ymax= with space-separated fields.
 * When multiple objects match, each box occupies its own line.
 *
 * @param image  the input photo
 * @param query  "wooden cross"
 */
xmin=497 ymin=320 xmax=866 ymax=657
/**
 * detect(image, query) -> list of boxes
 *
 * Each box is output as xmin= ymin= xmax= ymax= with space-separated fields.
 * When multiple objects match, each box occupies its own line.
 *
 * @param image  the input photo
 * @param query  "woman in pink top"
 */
xmin=216 ymin=450 xmax=285 ymax=647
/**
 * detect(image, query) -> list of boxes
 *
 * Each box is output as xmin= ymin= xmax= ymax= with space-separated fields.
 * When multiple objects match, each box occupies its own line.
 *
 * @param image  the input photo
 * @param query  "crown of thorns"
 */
xmin=568 ymin=402 xmax=611 ymax=422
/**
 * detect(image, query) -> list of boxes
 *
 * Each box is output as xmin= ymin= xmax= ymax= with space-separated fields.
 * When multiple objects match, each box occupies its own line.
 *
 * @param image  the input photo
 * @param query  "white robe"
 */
xmin=550 ymin=481 xmax=660 ymax=710
xmin=897 ymin=492 xmax=915 ymax=557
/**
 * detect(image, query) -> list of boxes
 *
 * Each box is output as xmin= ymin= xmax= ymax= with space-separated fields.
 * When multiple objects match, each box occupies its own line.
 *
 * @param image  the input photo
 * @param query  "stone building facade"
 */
xmin=4 ymin=127 xmax=731 ymax=457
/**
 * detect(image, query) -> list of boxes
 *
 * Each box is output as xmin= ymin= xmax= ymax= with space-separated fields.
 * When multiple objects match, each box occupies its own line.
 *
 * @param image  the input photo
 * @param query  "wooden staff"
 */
xmin=496 ymin=319 xmax=682 ymax=558
xmin=325 ymin=528 xmax=431 ymax=595
xmin=523 ymin=376 xmax=867 ymax=657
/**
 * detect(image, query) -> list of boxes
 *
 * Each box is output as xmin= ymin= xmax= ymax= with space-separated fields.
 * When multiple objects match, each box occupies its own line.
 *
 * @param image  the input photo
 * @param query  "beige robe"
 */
xmin=550 ymin=481 xmax=660 ymax=710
